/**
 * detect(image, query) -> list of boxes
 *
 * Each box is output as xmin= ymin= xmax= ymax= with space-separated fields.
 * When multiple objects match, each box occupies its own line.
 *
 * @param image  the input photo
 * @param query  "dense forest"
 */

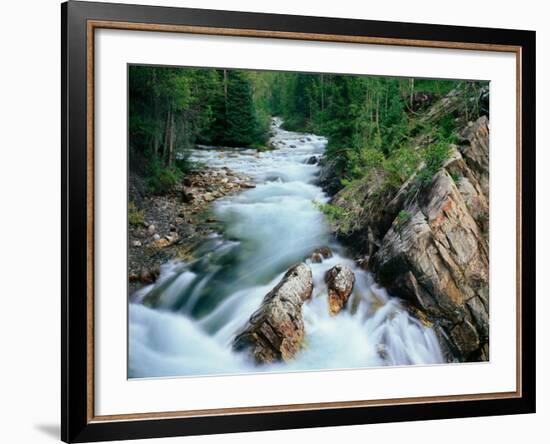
xmin=129 ymin=65 xmax=487 ymax=197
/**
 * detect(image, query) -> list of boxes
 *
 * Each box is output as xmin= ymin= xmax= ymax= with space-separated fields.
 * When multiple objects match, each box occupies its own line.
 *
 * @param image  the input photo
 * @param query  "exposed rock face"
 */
xmin=371 ymin=117 xmax=490 ymax=361
xmin=325 ymin=265 xmax=356 ymax=315
xmin=317 ymin=157 xmax=342 ymax=195
xmin=317 ymin=104 xmax=490 ymax=361
xmin=233 ymin=263 xmax=314 ymax=364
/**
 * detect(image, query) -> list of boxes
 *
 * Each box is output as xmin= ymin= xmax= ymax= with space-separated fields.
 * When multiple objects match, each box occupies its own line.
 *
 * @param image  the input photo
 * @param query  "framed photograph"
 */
xmin=61 ymin=1 xmax=536 ymax=442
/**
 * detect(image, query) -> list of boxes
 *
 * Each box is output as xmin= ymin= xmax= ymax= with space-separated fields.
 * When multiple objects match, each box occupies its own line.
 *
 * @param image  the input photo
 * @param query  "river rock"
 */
xmin=309 ymin=246 xmax=333 ymax=263
xmin=325 ymin=264 xmax=356 ymax=315
xmin=306 ymin=155 xmax=319 ymax=165
xmin=147 ymin=224 xmax=156 ymax=235
xmin=139 ymin=266 xmax=160 ymax=284
xmin=233 ymin=263 xmax=313 ymax=364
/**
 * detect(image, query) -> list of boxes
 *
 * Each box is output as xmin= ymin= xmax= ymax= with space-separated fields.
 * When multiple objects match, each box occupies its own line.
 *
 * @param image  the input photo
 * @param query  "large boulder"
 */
xmin=371 ymin=118 xmax=490 ymax=361
xmin=233 ymin=263 xmax=314 ymax=364
xmin=325 ymin=264 xmax=356 ymax=315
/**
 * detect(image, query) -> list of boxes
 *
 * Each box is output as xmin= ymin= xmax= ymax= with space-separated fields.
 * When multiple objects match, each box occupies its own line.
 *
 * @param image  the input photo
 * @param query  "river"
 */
xmin=128 ymin=118 xmax=444 ymax=378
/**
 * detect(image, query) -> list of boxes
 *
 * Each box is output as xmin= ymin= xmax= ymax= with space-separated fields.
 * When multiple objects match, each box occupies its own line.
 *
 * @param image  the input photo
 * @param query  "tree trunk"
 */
xmin=163 ymin=106 xmax=171 ymax=165
xmin=168 ymin=110 xmax=175 ymax=167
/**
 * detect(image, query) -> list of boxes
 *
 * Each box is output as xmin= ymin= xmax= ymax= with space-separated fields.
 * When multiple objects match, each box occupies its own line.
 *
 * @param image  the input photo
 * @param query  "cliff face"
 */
xmin=373 ymin=117 xmax=489 ymax=361
xmin=320 ymin=99 xmax=490 ymax=362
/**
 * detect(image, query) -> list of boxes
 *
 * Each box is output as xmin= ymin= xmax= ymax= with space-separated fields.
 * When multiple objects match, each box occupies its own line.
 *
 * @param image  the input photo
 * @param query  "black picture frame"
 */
xmin=61 ymin=1 xmax=536 ymax=442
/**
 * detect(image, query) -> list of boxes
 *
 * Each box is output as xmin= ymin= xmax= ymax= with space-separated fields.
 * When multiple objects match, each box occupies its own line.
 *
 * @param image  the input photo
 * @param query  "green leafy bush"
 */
xmin=397 ymin=209 xmax=412 ymax=223
xmin=314 ymin=201 xmax=354 ymax=234
xmin=382 ymin=145 xmax=419 ymax=189
xmin=347 ymin=147 xmax=384 ymax=180
xmin=128 ymin=202 xmax=145 ymax=226
xmin=418 ymin=141 xmax=450 ymax=185
xmin=147 ymin=159 xmax=183 ymax=194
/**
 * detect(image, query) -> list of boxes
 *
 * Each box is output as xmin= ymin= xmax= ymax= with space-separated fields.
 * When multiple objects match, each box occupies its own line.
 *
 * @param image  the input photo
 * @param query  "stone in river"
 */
xmin=325 ymin=264 xmax=356 ymax=315
xmin=233 ymin=263 xmax=313 ymax=364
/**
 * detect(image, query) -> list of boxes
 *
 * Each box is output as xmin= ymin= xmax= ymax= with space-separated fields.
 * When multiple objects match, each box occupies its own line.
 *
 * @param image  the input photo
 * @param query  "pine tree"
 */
xmin=222 ymin=71 xmax=260 ymax=147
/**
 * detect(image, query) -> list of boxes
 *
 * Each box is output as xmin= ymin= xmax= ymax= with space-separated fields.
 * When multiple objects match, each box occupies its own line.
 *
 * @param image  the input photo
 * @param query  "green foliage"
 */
xmin=397 ymin=209 xmax=412 ymax=224
xmin=128 ymin=202 xmax=145 ymax=226
xmin=147 ymin=158 xmax=183 ymax=194
xmin=346 ymin=147 xmax=384 ymax=180
xmin=382 ymin=145 xmax=419 ymax=190
xmin=222 ymin=71 xmax=263 ymax=147
xmin=129 ymin=66 xmax=268 ymax=193
xmin=314 ymin=201 xmax=353 ymax=234
xmin=395 ymin=209 xmax=412 ymax=233
xmin=129 ymin=65 xmax=487 ymax=204
xmin=450 ymin=171 xmax=462 ymax=183
xmin=418 ymin=141 xmax=450 ymax=185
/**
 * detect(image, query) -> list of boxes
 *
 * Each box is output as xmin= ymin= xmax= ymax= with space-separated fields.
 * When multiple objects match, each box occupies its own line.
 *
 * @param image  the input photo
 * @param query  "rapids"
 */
xmin=129 ymin=118 xmax=444 ymax=378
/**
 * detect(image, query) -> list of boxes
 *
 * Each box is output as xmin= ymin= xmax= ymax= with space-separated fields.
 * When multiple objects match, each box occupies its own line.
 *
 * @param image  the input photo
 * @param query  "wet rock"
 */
xmin=376 ymin=343 xmax=389 ymax=360
xmin=309 ymin=246 xmax=333 ymax=263
xmin=306 ymin=155 xmax=319 ymax=165
xmin=325 ymin=264 xmax=356 ymax=315
xmin=310 ymin=253 xmax=323 ymax=263
xmin=139 ymin=266 xmax=160 ymax=284
xmin=240 ymin=182 xmax=256 ymax=189
xmin=181 ymin=189 xmax=194 ymax=203
xmin=153 ymin=232 xmax=179 ymax=249
xmin=233 ymin=263 xmax=314 ymax=364
xmin=317 ymin=156 xmax=342 ymax=195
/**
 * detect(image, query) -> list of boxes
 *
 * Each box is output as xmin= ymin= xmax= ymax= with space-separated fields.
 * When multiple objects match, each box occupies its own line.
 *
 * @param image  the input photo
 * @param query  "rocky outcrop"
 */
xmin=325 ymin=265 xmax=356 ymax=315
xmin=317 ymin=156 xmax=342 ymax=195
xmin=371 ymin=117 xmax=490 ymax=361
xmin=233 ymin=263 xmax=314 ymax=364
xmin=317 ymin=106 xmax=490 ymax=361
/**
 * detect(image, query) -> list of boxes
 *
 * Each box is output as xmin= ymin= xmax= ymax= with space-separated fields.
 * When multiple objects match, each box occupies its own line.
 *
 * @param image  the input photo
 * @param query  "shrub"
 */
xmin=128 ymin=201 xmax=145 ymax=226
xmin=418 ymin=141 xmax=450 ymax=185
xmin=147 ymin=159 xmax=184 ymax=194
xmin=314 ymin=201 xmax=353 ymax=234
xmin=347 ymin=147 xmax=384 ymax=180
xmin=397 ymin=209 xmax=412 ymax=223
xmin=382 ymin=145 xmax=419 ymax=189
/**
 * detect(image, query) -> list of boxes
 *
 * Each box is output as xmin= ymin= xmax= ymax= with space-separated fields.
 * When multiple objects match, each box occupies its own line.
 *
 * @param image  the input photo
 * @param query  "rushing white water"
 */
xmin=129 ymin=118 xmax=444 ymax=378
